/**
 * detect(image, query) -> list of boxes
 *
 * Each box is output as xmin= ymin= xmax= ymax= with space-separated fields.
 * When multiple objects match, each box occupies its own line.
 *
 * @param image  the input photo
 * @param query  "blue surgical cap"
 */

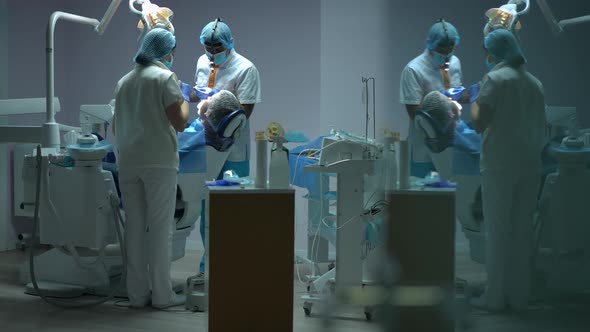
xmin=134 ymin=28 xmax=176 ymax=65
xmin=200 ymin=21 xmax=234 ymax=50
xmin=426 ymin=21 xmax=460 ymax=51
xmin=484 ymin=28 xmax=526 ymax=67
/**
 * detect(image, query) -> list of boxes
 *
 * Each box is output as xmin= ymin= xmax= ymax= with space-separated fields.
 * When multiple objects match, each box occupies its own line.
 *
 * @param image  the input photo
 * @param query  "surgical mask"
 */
xmin=163 ymin=56 xmax=173 ymax=69
xmin=486 ymin=56 xmax=496 ymax=71
xmin=206 ymin=50 xmax=228 ymax=66
xmin=432 ymin=51 xmax=449 ymax=67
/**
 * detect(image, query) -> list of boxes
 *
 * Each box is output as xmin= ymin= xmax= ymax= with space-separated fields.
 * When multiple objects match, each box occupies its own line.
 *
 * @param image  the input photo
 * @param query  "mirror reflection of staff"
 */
xmin=399 ymin=19 xmax=470 ymax=179
xmin=469 ymin=28 xmax=546 ymax=313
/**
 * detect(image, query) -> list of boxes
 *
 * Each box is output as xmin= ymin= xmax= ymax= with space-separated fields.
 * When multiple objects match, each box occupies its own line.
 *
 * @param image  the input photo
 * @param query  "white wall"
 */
xmin=320 ymin=0 xmax=398 ymax=139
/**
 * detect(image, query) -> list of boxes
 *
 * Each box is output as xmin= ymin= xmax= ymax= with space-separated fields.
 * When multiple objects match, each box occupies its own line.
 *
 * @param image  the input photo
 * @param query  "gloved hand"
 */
xmin=194 ymin=87 xmax=218 ymax=101
xmin=424 ymin=181 xmax=456 ymax=188
xmin=179 ymin=82 xmax=193 ymax=102
xmin=442 ymin=86 xmax=465 ymax=101
xmin=205 ymin=179 xmax=240 ymax=186
xmin=468 ymin=83 xmax=480 ymax=103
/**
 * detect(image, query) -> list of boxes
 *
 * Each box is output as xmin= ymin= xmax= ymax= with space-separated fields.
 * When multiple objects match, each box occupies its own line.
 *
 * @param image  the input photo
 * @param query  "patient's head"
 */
xmin=202 ymin=90 xmax=241 ymax=131
xmin=421 ymin=91 xmax=460 ymax=130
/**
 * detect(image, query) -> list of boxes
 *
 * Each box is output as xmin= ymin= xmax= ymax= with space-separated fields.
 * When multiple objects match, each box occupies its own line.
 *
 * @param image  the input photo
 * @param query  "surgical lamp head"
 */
xmin=484 ymin=28 xmax=526 ymax=67
xmin=426 ymin=19 xmax=460 ymax=52
xmin=136 ymin=1 xmax=175 ymax=34
xmin=484 ymin=4 xmax=522 ymax=36
xmin=205 ymin=90 xmax=240 ymax=131
xmin=134 ymin=27 xmax=176 ymax=65
xmin=200 ymin=19 xmax=234 ymax=51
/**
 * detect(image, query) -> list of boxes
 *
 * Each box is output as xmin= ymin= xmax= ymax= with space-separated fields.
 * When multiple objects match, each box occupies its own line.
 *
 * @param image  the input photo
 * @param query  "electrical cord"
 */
xmin=53 ymin=245 xmax=107 ymax=270
xmin=363 ymin=190 xmax=378 ymax=209
xmin=294 ymin=196 xmax=324 ymax=286
xmin=291 ymin=138 xmax=379 ymax=289
xmin=322 ymin=214 xmax=362 ymax=231
xmin=310 ymin=208 xmax=323 ymax=266
xmin=370 ymin=199 xmax=389 ymax=207
xmin=293 ymin=148 xmax=331 ymax=276
xmin=289 ymin=139 xmax=345 ymax=187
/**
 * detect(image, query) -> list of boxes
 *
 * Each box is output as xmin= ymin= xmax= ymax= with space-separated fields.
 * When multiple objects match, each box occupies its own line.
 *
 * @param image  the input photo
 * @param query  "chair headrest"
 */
xmin=215 ymin=109 xmax=246 ymax=139
xmin=414 ymin=110 xmax=454 ymax=153
xmin=205 ymin=109 xmax=247 ymax=152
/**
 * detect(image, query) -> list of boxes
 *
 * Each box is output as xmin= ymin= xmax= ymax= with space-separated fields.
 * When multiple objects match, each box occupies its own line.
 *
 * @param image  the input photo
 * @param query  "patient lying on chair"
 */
xmin=418 ymin=91 xmax=484 ymax=222
xmin=175 ymin=90 xmax=245 ymax=217
xmin=178 ymin=90 xmax=245 ymax=167
xmin=417 ymin=91 xmax=482 ymax=176
xmin=198 ymin=90 xmax=245 ymax=151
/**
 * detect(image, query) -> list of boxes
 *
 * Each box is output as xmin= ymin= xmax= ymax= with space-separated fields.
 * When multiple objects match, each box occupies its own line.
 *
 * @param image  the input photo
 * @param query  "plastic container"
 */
xmin=395 ymin=139 xmax=410 ymax=189
xmin=382 ymin=135 xmax=398 ymax=190
xmin=268 ymin=137 xmax=290 ymax=189
xmin=255 ymin=131 xmax=268 ymax=188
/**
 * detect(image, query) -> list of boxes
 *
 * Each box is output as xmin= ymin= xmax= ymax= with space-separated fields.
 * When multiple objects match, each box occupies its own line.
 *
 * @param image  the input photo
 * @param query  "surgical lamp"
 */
xmin=129 ymin=0 xmax=175 ymax=42
xmin=0 ymin=1 xmax=122 ymax=146
xmin=44 ymin=1 xmax=174 ymax=149
xmin=483 ymin=0 xmax=530 ymax=35
xmin=536 ymin=0 xmax=590 ymax=34
xmin=44 ymin=0 xmax=122 ymax=149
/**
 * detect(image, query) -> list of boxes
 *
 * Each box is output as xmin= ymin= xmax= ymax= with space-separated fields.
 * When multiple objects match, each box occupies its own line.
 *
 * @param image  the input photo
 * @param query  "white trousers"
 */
xmin=119 ymin=167 xmax=177 ymax=306
xmin=482 ymin=169 xmax=540 ymax=310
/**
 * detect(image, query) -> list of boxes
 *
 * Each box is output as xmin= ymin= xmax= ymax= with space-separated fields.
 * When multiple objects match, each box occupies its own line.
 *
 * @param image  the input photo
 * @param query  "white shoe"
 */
xmin=129 ymin=300 xmax=150 ymax=309
xmin=152 ymin=294 xmax=187 ymax=309
xmin=129 ymin=294 xmax=151 ymax=309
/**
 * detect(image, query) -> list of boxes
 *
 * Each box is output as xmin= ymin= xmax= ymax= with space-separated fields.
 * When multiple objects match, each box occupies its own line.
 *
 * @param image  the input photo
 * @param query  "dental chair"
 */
xmin=414 ymin=111 xmax=486 ymax=263
xmin=173 ymin=110 xmax=247 ymax=260
xmin=413 ymin=110 xmax=455 ymax=181
xmin=20 ymin=110 xmax=247 ymax=298
xmin=416 ymin=104 xmax=590 ymax=296
xmin=414 ymin=109 xmax=563 ymax=267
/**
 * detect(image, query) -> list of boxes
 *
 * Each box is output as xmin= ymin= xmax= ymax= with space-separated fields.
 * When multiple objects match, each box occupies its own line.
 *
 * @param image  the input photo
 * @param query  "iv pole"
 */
xmin=362 ymin=77 xmax=376 ymax=140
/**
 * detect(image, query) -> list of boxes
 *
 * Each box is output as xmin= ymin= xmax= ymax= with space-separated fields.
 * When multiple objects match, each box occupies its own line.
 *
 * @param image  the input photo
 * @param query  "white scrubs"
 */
xmin=114 ymin=61 xmax=184 ymax=307
xmin=193 ymin=48 xmax=262 ymax=274
xmin=477 ymin=63 xmax=546 ymax=310
xmin=119 ymin=168 xmax=178 ymax=306
xmin=194 ymin=49 xmax=262 ymax=163
xmin=400 ymin=50 xmax=463 ymax=164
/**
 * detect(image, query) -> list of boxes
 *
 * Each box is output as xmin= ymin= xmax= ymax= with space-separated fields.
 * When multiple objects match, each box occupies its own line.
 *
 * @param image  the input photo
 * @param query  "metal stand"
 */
xmin=302 ymin=159 xmax=376 ymax=320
